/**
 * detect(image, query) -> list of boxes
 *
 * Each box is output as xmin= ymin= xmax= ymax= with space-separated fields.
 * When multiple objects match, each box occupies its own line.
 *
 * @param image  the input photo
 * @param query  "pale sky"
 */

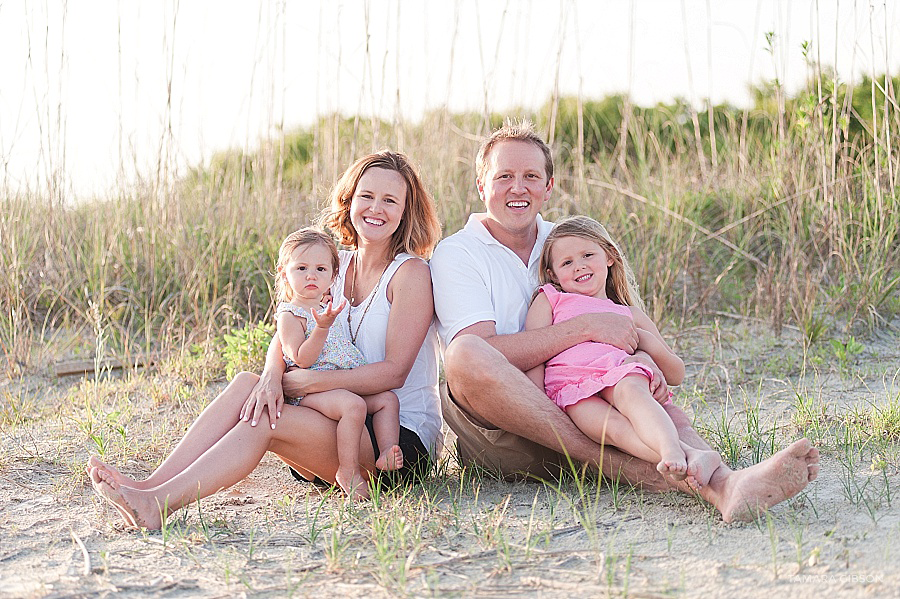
xmin=1 ymin=0 xmax=898 ymax=200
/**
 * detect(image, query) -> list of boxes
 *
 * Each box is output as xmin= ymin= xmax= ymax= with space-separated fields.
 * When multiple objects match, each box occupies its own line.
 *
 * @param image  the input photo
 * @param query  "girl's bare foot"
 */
xmin=657 ymin=451 xmax=688 ymax=481
xmin=683 ymin=444 xmax=722 ymax=490
xmin=89 ymin=467 xmax=161 ymax=529
xmin=335 ymin=467 xmax=369 ymax=500
xmin=375 ymin=445 xmax=403 ymax=471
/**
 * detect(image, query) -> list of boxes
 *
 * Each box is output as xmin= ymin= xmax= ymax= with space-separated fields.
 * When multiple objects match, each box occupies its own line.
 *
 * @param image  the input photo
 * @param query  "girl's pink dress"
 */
xmin=540 ymin=284 xmax=653 ymax=411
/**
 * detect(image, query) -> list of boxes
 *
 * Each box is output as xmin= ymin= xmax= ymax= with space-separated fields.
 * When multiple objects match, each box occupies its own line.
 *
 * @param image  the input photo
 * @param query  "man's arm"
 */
xmin=458 ymin=310 xmax=639 ymax=372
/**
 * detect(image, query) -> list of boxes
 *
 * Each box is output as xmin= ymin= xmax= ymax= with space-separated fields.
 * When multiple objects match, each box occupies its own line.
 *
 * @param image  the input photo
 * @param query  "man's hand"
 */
xmin=624 ymin=350 xmax=669 ymax=403
xmin=578 ymin=312 xmax=640 ymax=353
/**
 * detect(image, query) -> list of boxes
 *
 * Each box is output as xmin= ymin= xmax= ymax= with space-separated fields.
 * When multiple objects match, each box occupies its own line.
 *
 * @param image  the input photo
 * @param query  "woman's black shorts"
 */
xmin=289 ymin=414 xmax=430 ymax=488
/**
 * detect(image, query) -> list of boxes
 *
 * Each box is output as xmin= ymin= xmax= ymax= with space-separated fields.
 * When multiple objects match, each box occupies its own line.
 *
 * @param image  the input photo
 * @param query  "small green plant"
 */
xmin=221 ymin=320 xmax=275 ymax=379
xmin=830 ymin=336 xmax=864 ymax=372
xmin=791 ymin=391 xmax=831 ymax=443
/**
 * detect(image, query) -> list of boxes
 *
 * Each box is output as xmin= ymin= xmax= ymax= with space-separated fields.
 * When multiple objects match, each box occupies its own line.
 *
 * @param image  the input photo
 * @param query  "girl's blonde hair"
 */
xmin=275 ymin=228 xmax=340 ymax=302
xmin=320 ymin=150 xmax=442 ymax=259
xmin=538 ymin=215 xmax=645 ymax=311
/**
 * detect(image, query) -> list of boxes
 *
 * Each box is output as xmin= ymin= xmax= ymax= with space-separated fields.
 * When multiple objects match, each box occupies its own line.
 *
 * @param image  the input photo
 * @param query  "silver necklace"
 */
xmin=347 ymin=253 xmax=390 ymax=344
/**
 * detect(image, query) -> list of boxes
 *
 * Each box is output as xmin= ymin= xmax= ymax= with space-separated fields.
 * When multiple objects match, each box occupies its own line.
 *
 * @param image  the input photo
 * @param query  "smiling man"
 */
xmin=430 ymin=120 xmax=819 ymax=522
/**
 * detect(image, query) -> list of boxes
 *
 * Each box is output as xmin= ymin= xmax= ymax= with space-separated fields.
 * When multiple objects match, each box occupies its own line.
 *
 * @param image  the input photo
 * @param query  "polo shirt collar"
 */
xmin=464 ymin=212 xmax=551 ymax=267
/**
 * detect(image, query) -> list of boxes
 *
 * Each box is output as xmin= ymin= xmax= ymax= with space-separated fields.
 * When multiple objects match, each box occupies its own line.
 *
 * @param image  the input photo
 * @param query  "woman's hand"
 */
xmin=282 ymin=367 xmax=322 ymax=398
xmin=311 ymin=298 xmax=346 ymax=329
xmin=240 ymin=369 xmax=284 ymax=429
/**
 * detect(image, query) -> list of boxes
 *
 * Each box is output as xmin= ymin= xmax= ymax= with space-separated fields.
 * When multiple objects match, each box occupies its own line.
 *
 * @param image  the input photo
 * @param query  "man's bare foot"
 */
xmin=89 ymin=467 xmax=162 ymax=529
xmin=88 ymin=456 xmax=145 ymax=489
xmin=375 ymin=445 xmax=403 ymax=471
xmin=335 ymin=467 xmax=369 ymax=500
xmin=718 ymin=438 xmax=819 ymax=523
xmin=656 ymin=453 xmax=688 ymax=481
xmin=683 ymin=444 xmax=722 ymax=490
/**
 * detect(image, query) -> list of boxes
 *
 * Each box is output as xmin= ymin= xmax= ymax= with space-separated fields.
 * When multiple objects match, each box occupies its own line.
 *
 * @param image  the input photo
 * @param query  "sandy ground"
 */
xmin=1 ymin=321 xmax=898 ymax=598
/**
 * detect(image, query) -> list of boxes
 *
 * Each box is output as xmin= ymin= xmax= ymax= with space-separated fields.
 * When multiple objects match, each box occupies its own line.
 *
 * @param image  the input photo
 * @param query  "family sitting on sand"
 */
xmin=88 ymin=121 xmax=819 ymax=529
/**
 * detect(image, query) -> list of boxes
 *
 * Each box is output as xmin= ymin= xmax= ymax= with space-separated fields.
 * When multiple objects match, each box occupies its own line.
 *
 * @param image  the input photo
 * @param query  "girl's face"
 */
xmin=549 ymin=235 xmax=614 ymax=299
xmin=349 ymin=167 xmax=407 ymax=247
xmin=281 ymin=243 xmax=336 ymax=304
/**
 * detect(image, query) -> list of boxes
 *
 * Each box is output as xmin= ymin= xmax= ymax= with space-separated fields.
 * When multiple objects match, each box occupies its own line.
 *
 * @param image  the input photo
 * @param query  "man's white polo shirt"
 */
xmin=431 ymin=213 xmax=554 ymax=348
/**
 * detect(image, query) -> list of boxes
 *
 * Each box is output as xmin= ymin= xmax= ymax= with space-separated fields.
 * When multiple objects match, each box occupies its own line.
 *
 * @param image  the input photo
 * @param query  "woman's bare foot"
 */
xmin=89 ymin=467 xmax=162 ymax=529
xmin=375 ymin=445 xmax=403 ymax=471
xmin=335 ymin=467 xmax=369 ymax=500
xmin=88 ymin=456 xmax=146 ymax=489
xmin=683 ymin=444 xmax=722 ymax=490
xmin=718 ymin=438 xmax=820 ymax=523
xmin=88 ymin=467 xmax=136 ymax=527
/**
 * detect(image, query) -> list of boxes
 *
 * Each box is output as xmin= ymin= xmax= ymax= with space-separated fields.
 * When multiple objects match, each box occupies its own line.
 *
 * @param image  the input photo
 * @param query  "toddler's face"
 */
xmin=549 ymin=236 xmax=614 ymax=299
xmin=282 ymin=243 xmax=336 ymax=303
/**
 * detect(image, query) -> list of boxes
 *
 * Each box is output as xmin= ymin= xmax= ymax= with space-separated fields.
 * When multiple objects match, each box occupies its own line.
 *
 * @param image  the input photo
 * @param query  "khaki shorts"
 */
xmin=441 ymin=382 xmax=567 ymax=480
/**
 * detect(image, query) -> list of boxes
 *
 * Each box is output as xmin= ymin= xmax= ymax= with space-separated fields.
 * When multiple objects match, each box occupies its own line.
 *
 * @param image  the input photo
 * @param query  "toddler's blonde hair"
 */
xmin=275 ymin=228 xmax=340 ymax=302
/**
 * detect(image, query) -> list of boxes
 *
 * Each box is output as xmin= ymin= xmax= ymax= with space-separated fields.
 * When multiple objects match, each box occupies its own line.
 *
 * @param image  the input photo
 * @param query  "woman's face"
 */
xmin=349 ymin=167 xmax=407 ymax=247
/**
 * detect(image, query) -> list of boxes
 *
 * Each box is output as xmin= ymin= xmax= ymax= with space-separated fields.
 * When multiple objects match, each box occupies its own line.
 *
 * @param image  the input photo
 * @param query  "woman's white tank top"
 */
xmin=334 ymin=250 xmax=442 ymax=454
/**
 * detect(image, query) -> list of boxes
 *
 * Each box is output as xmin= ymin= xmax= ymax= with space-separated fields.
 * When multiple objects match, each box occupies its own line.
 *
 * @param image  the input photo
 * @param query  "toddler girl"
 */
xmin=273 ymin=228 xmax=402 ymax=498
xmin=525 ymin=216 xmax=713 ymax=485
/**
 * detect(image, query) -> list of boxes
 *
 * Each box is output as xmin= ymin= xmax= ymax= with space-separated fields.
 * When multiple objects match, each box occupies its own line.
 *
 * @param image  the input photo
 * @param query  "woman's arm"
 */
xmin=630 ymin=307 xmax=685 ymax=385
xmin=523 ymin=292 xmax=553 ymax=390
xmin=282 ymin=259 xmax=433 ymax=397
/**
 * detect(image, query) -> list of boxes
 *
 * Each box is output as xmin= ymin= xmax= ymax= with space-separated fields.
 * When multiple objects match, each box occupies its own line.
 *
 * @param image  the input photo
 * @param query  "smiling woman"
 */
xmin=87 ymin=150 xmax=443 ymax=526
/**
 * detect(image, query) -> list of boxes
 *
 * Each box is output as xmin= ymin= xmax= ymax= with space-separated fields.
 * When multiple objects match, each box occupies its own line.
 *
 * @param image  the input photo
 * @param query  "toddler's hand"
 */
xmin=312 ymin=298 xmax=347 ymax=328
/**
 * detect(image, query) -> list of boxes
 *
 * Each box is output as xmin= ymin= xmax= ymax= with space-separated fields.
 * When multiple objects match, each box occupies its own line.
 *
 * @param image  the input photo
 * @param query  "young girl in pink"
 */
xmin=525 ymin=216 xmax=712 ymax=484
xmin=273 ymin=228 xmax=402 ymax=498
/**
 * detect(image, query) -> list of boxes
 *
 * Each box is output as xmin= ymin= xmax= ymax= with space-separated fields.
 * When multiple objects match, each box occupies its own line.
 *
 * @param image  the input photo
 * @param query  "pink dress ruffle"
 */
xmin=540 ymin=284 xmax=653 ymax=411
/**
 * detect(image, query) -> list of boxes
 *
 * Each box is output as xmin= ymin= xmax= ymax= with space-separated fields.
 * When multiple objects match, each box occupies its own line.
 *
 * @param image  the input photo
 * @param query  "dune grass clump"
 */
xmin=2 ymin=74 xmax=898 ymax=377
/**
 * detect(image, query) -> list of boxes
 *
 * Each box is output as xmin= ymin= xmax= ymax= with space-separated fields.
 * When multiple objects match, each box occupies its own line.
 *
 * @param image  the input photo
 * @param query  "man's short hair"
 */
xmin=475 ymin=119 xmax=554 ymax=183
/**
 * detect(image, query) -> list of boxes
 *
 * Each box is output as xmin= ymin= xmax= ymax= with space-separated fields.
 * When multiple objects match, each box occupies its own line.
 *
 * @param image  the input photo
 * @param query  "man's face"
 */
xmin=477 ymin=140 xmax=553 ymax=239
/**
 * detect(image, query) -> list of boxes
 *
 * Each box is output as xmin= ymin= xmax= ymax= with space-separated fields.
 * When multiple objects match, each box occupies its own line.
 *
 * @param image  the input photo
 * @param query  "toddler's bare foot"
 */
xmin=89 ymin=467 xmax=161 ymax=530
xmin=375 ymin=445 xmax=403 ymax=471
xmin=657 ymin=454 xmax=688 ymax=481
xmin=683 ymin=445 xmax=722 ymax=490
xmin=335 ymin=467 xmax=369 ymax=501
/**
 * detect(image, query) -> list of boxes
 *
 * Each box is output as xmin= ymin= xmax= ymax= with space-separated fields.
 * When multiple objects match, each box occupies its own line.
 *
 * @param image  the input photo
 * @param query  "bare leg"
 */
xmin=300 ymin=390 xmax=369 ymax=500
xmin=90 ymin=403 xmax=377 ymax=529
xmin=565 ymin=396 xmax=659 ymax=464
xmin=600 ymin=376 xmax=687 ymax=480
xmin=366 ymin=391 xmax=402 ymax=471
xmin=566 ymin=396 xmax=719 ymax=489
xmin=90 ymin=372 xmax=260 ymax=489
